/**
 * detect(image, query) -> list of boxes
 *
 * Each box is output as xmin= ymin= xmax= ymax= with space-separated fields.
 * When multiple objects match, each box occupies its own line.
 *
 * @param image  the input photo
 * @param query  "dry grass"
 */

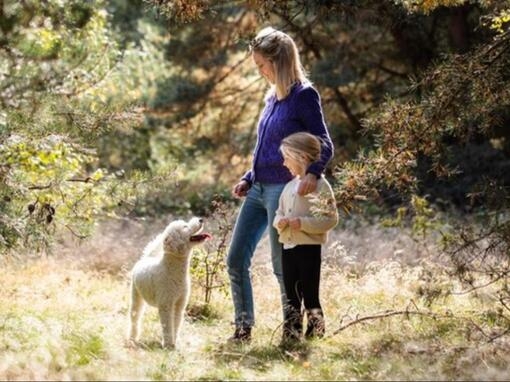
xmin=1 ymin=217 xmax=510 ymax=380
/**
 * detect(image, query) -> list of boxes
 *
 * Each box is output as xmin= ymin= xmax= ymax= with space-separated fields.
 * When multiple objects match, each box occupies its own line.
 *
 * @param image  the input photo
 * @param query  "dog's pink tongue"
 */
xmin=190 ymin=233 xmax=212 ymax=242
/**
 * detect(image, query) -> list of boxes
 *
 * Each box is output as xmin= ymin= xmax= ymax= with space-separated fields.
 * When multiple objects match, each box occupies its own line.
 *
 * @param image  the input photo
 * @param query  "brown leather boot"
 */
xmin=280 ymin=308 xmax=303 ymax=347
xmin=228 ymin=326 xmax=252 ymax=343
xmin=305 ymin=308 xmax=325 ymax=339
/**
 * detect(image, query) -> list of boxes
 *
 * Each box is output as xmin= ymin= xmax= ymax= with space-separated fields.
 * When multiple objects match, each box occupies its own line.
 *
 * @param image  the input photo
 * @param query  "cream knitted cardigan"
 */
xmin=273 ymin=175 xmax=338 ymax=248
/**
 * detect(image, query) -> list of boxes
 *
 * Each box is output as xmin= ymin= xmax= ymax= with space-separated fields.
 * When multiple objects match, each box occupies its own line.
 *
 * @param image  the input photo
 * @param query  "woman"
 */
xmin=226 ymin=26 xmax=334 ymax=343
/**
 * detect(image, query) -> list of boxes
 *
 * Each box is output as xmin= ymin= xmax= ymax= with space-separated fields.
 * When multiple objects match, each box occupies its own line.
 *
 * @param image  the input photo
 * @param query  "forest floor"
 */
xmin=1 ymin=216 xmax=510 ymax=380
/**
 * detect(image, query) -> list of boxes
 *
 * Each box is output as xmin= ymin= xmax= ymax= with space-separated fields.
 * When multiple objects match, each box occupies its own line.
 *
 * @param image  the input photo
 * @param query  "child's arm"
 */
xmin=273 ymin=188 xmax=288 ymax=233
xmin=299 ymin=181 xmax=339 ymax=234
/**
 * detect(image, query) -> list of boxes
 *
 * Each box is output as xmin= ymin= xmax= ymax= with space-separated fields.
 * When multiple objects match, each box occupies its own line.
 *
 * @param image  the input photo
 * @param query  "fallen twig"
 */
xmin=329 ymin=309 xmax=439 ymax=337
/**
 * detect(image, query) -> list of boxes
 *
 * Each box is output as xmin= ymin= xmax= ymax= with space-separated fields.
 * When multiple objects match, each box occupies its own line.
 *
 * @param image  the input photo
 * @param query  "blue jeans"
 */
xmin=226 ymin=182 xmax=287 ymax=328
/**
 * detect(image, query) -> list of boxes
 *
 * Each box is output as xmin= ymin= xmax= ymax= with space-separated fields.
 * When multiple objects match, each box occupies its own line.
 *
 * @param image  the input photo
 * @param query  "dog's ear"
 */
xmin=163 ymin=235 xmax=178 ymax=253
xmin=163 ymin=234 xmax=187 ymax=255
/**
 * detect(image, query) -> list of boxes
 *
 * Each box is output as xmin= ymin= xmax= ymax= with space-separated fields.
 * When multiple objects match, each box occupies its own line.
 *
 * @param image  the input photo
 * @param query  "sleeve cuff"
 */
xmin=241 ymin=177 xmax=253 ymax=186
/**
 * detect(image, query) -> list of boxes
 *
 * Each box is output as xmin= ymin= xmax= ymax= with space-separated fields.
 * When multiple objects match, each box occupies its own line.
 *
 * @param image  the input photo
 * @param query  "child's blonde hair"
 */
xmin=280 ymin=132 xmax=321 ymax=168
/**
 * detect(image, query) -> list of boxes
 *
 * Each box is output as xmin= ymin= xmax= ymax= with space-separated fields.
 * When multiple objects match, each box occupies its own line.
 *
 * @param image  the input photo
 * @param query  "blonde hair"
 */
xmin=250 ymin=27 xmax=308 ymax=100
xmin=280 ymin=132 xmax=321 ymax=168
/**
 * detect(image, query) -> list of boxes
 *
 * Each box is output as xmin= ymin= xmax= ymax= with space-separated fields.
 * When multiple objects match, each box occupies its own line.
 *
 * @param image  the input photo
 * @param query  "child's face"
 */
xmin=283 ymin=154 xmax=306 ymax=177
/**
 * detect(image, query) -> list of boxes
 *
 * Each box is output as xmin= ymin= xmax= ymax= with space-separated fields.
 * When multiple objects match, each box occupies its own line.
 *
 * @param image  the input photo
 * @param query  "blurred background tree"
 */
xmin=0 ymin=0 xmax=175 ymax=252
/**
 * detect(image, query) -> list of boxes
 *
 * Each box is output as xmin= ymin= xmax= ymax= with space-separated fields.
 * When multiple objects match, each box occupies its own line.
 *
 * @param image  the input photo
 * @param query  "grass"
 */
xmin=1 ymin=219 xmax=510 ymax=380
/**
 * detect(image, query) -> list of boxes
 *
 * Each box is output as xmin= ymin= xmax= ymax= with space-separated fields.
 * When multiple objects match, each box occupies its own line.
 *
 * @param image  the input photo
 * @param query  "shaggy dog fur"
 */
xmin=128 ymin=217 xmax=210 ymax=349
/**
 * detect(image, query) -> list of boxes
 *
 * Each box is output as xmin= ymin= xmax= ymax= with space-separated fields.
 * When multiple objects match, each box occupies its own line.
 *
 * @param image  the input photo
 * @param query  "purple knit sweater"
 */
xmin=242 ymin=82 xmax=333 ymax=185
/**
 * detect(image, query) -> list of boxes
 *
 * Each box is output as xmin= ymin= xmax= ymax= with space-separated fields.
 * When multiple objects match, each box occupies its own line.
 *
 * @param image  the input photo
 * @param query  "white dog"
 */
xmin=128 ymin=217 xmax=210 ymax=349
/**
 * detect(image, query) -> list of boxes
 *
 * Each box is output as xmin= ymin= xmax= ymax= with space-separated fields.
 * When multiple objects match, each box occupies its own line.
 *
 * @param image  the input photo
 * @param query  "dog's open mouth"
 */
xmin=190 ymin=233 xmax=212 ymax=242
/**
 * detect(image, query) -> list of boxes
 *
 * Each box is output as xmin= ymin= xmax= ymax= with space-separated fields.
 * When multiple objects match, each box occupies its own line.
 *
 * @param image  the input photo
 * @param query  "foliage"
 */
xmin=490 ymin=8 xmax=510 ymax=33
xmin=143 ymin=0 xmax=510 ymax=202
xmin=65 ymin=330 xmax=106 ymax=366
xmin=190 ymin=197 xmax=233 ymax=307
xmin=395 ymin=0 xmax=478 ymax=14
xmin=0 ymin=0 xmax=146 ymax=253
xmin=332 ymin=4 xmax=510 ymax=310
xmin=334 ymin=17 xmax=509 ymax=209
xmin=381 ymin=195 xmax=444 ymax=240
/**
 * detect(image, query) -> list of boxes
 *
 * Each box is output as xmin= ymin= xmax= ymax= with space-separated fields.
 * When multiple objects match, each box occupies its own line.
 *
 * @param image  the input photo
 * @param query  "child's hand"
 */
xmin=288 ymin=218 xmax=301 ymax=230
xmin=277 ymin=218 xmax=289 ymax=229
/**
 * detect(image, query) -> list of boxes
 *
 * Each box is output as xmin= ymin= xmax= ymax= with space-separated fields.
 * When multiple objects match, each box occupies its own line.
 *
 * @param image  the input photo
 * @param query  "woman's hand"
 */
xmin=297 ymin=173 xmax=318 ymax=196
xmin=232 ymin=180 xmax=250 ymax=198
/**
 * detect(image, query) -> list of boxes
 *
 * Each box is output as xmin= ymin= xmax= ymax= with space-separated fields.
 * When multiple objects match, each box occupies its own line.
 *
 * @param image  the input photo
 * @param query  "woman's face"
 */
xmin=252 ymin=51 xmax=275 ymax=84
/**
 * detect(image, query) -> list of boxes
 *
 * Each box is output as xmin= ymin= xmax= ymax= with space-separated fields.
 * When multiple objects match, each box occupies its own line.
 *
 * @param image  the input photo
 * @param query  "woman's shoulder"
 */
xmin=292 ymin=82 xmax=319 ymax=101
xmin=294 ymin=81 xmax=316 ymax=92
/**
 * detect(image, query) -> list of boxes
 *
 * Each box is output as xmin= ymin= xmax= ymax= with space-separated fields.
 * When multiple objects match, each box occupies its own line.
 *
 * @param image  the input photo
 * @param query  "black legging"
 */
xmin=281 ymin=244 xmax=322 ymax=314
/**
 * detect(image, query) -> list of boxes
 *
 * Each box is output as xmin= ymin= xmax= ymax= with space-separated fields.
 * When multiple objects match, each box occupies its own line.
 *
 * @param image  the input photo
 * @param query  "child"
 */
xmin=273 ymin=132 xmax=339 ymax=344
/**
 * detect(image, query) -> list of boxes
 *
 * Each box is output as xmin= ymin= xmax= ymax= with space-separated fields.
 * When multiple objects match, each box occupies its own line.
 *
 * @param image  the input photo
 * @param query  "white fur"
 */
xmin=128 ymin=217 xmax=206 ymax=349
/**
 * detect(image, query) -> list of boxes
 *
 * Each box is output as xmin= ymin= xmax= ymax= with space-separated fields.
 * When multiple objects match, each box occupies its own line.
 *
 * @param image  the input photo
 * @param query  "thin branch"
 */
xmin=28 ymin=183 xmax=52 ymax=190
xmin=376 ymin=62 xmax=409 ymax=78
xmin=333 ymin=87 xmax=363 ymax=131
xmin=329 ymin=306 xmax=510 ymax=344
xmin=500 ymin=296 xmax=510 ymax=314
xmin=329 ymin=309 xmax=439 ymax=337
xmin=27 ymin=177 xmax=96 ymax=191
xmin=488 ymin=327 xmax=510 ymax=343
xmin=450 ymin=270 xmax=510 ymax=295
xmin=64 ymin=224 xmax=88 ymax=240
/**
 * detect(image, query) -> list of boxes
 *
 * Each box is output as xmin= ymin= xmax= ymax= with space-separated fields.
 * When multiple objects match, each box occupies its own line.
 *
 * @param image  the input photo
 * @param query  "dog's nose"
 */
xmin=198 ymin=218 xmax=203 ymax=224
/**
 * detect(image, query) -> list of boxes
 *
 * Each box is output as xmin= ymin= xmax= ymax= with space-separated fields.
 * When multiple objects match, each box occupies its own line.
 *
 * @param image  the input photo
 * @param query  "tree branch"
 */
xmin=64 ymin=224 xmax=89 ymax=240
xmin=330 ymin=309 xmax=439 ymax=336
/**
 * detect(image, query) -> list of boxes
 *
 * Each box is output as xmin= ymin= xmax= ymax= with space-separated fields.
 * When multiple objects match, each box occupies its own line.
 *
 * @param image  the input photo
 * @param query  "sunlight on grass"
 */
xmin=1 ymin=226 xmax=510 ymax=380
xmin=65 ymin=331 xmax=106 ymax=366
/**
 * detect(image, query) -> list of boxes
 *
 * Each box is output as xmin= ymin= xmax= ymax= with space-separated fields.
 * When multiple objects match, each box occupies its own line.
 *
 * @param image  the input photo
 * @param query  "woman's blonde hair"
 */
xmin=250 ymin=26 xmax=308 ymax=100
xmin=280 ymin=132 xmax=321 ymax=168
